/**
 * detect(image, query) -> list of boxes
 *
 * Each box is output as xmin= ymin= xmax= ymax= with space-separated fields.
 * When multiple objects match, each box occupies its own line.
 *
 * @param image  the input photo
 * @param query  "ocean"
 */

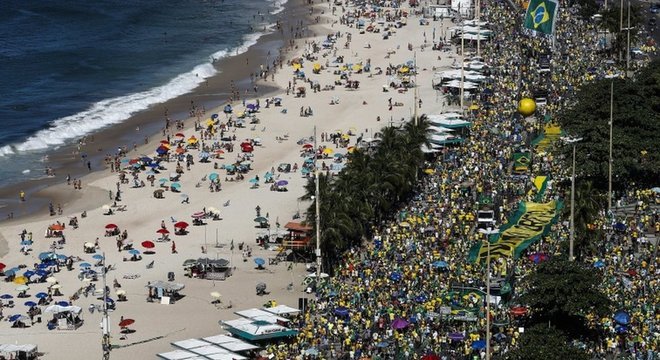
xmin=0 ymin=0 xmax=286 ymax=188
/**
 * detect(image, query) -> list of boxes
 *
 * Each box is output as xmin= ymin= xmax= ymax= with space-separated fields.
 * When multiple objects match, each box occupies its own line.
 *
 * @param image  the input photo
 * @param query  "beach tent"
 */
xmin=157 ymin=350 xmax=202 ymax=360
xmin=202 ymin=334 xmax=260 ymax=352
xmin=263 ymin=304 xmax=300 ymax=316
xmin=44 ymin=305 xmax=84 ymax=330
xmin=222 ymin=318 xmax=298 ymax=341
xmin=235 ymin=308 xmax=290 ymax=324
xmin=430 ymin=118 xmax=472 ymax=129
xmin=0 ymin=344 xmax=38 ymax=360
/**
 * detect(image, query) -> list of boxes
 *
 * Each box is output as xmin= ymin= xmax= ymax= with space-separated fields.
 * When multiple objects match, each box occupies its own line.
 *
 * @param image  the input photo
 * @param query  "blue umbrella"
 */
xmin=389 ymin=272 xmax=402 ymax=282
xmin=471 ymin=340 xmax=487 ymax=350
xmin=212 ymin=113 xmax=219 ymax=119
xmin=57 ymin=301 xmax=70 ymax=307
xmin=170 ymin=182 xmax=181 ymax=189
xmin=37 ymin=263 xmax=50 ymax=270
xmin=79 ymin=262 xmax=92 ymax=268
xmin=334 ymin=307 xmax=349 ymax=317
xmin=613 ymin=310 xmax=630 ymax=325
xmin=36 ymin=270 xmax=48 ymax=277
xmin=20 ymin=240 xmax=32 ymax=246
xmin=276 ymin=180 xmax=288 ymax=186
xmin=8 ymin=314 xmax=24 ymax=322
xmin=0 ymin=294 xmax=13 ymax=299
xmin=264 ymin=172 xmax=273 ymax=180
xmin=23 ymin=270 xmax=35 ymax=278
xmin=57 ymin=254 xmax=68 ymax=260
xmin=92 ymin=254 xmax=104 ymax=260
xmin=128 ymin=249 xmax=141 ymax=255
xmin=35 ymin=292 xmax=48 ymax=299
xmin=38 ymin=252 xmax=56 ymax=261
xmin=159 ymin=178 xmax=169 ymax=183
xmin=209 ymin=172 xmax=219 ymax=181
xmin=141 ymin=156 xmax=153 ymax=163
xmin=24 ymin=301 xmax=37 ymax=307
xmin=4 ymin=269 xmax=16 ymax=276
xmin=149 ymin=163 xmax=160 ymax=168
xmin=254 ymin=258 xmax=265 ymax=266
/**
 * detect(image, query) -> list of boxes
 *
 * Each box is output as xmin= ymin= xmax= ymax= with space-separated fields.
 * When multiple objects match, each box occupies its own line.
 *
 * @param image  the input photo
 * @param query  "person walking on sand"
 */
xmin=19 ymin=190 xmax=25 ymax=202
xmin=171 ymin=241 xmax=177 ymax=254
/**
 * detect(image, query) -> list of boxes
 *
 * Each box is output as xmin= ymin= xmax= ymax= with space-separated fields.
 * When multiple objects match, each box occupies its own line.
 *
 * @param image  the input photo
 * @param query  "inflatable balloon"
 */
xmin=518 ymin=98 xmax=536 ymax=116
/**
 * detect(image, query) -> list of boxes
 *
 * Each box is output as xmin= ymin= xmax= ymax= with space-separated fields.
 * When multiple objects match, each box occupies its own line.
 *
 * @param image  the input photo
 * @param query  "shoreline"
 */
xmin=0 ymin=0 xmax=312 ymax=226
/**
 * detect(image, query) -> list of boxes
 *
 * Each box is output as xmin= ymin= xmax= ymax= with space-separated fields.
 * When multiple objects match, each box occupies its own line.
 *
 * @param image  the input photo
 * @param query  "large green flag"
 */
xmin=524 ymin=0 xmax=559 ymax=35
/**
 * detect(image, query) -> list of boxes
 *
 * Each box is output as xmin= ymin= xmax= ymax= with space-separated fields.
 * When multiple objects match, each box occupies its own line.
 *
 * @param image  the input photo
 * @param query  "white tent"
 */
xmin=157 ymin=350 xmax=201 ymax=360
xmin=171 ymin=339 xmax=208 ymax=350
xmin=451 ymin=0 xmax=474 ymax=17
xmin=263 ymin=304 xmax=301 ymax=316
xmin=235 ymin=308 xmax=290 ymax=323
xmin=203 ymin=334 xmax=260 ymax=352
xmin=44 ymin=305 xmax=82 ymax=314
xmin=222 ymin=318 xmax=298 ymax=341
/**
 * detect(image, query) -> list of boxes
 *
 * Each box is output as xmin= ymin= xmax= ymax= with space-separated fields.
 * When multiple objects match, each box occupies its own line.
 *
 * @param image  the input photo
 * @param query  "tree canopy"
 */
xmin=518 ymin=257 xmax=612 ymax=341
xmin=301 ymin=118 xmax=431 ymax=273
xmin=496 ymin=323 xmax=590 ymax=360
xmin=558 ymin=60 xmax=660 ymax=191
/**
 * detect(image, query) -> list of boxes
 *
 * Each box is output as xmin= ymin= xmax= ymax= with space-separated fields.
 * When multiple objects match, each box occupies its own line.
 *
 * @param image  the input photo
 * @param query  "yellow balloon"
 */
xmin=518 ymin=98 xmax=536 ymax=116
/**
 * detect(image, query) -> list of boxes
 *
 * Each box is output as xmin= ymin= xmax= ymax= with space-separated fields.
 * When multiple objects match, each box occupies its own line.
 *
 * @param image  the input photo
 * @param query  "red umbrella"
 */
xmin=302 ymin=143 xmax=313 ymax=149
xmin=128 ymin=158 xmax=139 ymax=165
xmin=49 ymin=224 xmax=64 ymax=231
xmin=105 ymin=224 xmax=118 ymax=229
xmin=174 ymin=221 xmax=189 ymax=228
xmin=0 ymin=263 xmax=6 ymax=271
xmin=175 ymin=133 xmax=185 ymax=137
xmin=510 ymin=306 xmax=528 ymax=316
xmin=156 ymin=229 xmax=170 ymax=234
xmin=421 ymin=354 xmax=441 ymax=360
xmin=141 ymin=241 xmax=155 ymax=249
xmin=191 ymin=212 xmax=205 ymax=219
xmin=118 ymin=318 xmax=135 ymax=328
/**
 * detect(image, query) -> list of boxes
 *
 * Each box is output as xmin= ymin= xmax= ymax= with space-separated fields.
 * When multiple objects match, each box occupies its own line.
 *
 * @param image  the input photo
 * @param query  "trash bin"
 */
xmin=168 ymin=272 xmax=175 ymax=281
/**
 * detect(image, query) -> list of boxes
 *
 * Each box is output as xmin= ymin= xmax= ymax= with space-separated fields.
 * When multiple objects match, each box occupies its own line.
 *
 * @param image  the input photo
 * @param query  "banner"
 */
xmin=513 ymin=152 xmax=531 ymax=172
xmin=524 ymin=0 xmax=559 ymax=35
xmin=469 ymin=200 xmax=562 ymax=263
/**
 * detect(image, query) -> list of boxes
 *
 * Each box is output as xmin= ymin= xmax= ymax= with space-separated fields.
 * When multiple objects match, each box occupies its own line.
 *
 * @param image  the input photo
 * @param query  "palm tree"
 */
xmin=573 ymin=180 xmax=605 ymax=260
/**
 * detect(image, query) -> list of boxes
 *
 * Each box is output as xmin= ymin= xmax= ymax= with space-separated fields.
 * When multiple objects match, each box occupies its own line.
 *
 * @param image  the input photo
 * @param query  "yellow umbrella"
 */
xmin=13 ymin=276 xmax=27 ymax=285
xmin=424 ymin=169 xmax=435 ymax=175
xmin=206 ymin=118 xmax=216 ymax=126
xmin=322 ymin=148 xmax=334 ymax=155
xmin=341 ymin=134 xmax=350 ymax=140
xmin=469 ymin=104 xmax=479 ymax=110
xmin=340 ymin=65 xmax=348 ymax=71
xmin=352 ymin=63 xmax=362 ymax=72
xmin=187 ymin=136 xmax=198 ymax=144
xmin=292 ymin=63 xmax=302 ymax=70
xmin=399 ymin=66 xmax=409 ymax=73
xmin=313 ymin=63 xmax=321 ymax=71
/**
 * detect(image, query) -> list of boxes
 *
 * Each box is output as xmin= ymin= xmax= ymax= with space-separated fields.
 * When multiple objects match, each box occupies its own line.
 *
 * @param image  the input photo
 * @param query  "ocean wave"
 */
xmin=268 ymin=0 xmax=288 ymax=15
xmin=0 ymin=31 xmax=267 ymax=157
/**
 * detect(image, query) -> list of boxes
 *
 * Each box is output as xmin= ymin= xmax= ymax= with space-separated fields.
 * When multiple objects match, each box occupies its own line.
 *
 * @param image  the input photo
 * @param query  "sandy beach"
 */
xmin=0 ymin=1 xmax=457 ymax=358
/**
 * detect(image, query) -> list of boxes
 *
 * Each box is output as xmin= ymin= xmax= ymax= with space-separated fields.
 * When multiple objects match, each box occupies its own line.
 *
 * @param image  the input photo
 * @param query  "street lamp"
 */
xmin=562 ymin=136 xmax=583 ymax=262
xmin=478 ymin=226 xmax=500 ymax=360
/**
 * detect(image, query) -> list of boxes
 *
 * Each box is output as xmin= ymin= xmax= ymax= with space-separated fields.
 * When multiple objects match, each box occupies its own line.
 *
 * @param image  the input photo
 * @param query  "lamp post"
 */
xmin=478 ymin=226 xmax=500 ymax=360
xmin=563 ymin=137 xmax=583 ymax=261
xmin=100 ymin=252 xmax=111 ymax=359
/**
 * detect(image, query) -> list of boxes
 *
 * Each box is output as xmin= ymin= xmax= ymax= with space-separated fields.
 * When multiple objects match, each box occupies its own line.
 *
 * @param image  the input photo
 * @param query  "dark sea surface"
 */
xmin=0 ymin=0 xmax=285 ymax=187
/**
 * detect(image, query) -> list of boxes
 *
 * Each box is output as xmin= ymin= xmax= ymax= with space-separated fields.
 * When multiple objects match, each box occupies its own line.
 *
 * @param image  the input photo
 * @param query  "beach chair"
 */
xmin=146 ymin=261 xmax=154 ymax=269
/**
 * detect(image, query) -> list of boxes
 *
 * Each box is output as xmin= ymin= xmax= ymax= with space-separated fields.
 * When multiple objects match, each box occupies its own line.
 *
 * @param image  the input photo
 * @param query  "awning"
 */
xmin=222 ymin=318 xmax=298 ymax=341
xmin=262 ymin=304 xmax=300 ymax=316
xmin=284 ymin=222 xmax=312 ymax=232
xmin=202 ymin=334 xmax=259 ymax=352
xmin=146 ymin=281 xmax=185 ymax=292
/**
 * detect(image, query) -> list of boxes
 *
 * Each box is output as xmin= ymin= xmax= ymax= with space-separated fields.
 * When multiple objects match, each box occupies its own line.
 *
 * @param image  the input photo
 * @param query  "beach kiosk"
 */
xmin=44 ymin=304 xmax=84 ymax=330
xmin=221 ymin=318 xmax=298 ymax=342
xmin=185 ymin=258 xmax=232 ymax=280
xmin=146 ymin=280 xmax=185 ymax=304
xmin=0 ymin=344 xmax=39 ymax=360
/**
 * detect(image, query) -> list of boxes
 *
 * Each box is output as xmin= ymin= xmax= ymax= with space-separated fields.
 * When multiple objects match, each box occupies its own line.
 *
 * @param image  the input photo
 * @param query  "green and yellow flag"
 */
xmin=524 ymin=0 xmax=559 ymax=35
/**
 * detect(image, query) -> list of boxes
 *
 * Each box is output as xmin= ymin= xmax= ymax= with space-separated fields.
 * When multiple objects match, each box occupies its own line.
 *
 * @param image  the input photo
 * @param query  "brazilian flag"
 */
xmin=524 ymin=0 xmax=559 ymax=35
xmin=513 ymin=152 xmax=531 ymax=172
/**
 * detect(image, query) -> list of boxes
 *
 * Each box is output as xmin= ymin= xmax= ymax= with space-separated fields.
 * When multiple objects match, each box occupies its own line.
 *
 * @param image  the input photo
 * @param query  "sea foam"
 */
xmin=0 ymin=31 xmax=266 ymax=157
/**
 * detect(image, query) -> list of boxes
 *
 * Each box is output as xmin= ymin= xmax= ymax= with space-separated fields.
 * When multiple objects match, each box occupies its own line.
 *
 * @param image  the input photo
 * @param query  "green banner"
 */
xmin=513 ymin=152 xmax=531 ymax=172
xmin=524 ymin=0 xmax=559 ymax=35
xmin=469 ymin=200 xmax=563 ymax=263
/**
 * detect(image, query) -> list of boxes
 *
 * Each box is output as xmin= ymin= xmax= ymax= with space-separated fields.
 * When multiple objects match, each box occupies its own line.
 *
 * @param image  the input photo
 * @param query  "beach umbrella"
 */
xmin=35 ymin=270 xmax=48 ymax=277
xmin=128 ymin=249 xmax=141 ymax=255
xmin=156 ymin=146 xmax=169 ymax=155
xmin=174 ymin=221 xmax=189 ymax=228
xmin=264 ymin=172 xmax=273 ymax=180
xmin=9 ymin=314 xmax=27 ymax=323
xmin=613 ymin=310 xmax=631 ymax=325
xmin=105 ymin=224 xmax=118 ymax=229
xmin=79 ymin=262 xmax=92 ymax=268
xmin=170 ymin=182 xmax=181 ymax=189
xmin=35 ymin=292 xmax=48 ymax=299
xmin=276 ymin=180 xmax=288 ymax=187
xmin=50 ymin=284 xmax=61 ymax=290
xmin=24 ymin=301 xmax=37 ymax=307
xmin=119 ymin=318 xmax=135 ymax=328
xmin=23 ymin=270 xmax=35 ymax=278
xmin=210 ymin=291 xmax=222 ymax=299
xmin=49 ymin=224 xmax=64 ymax=231
xmin=20 ymin=240 xmax=33 ymax=246
xmin=39 ymin=252 xmax=56 ymax=261
xmin=13 ymin=276 xmax=28 ymax=285
xmin=192 ymin=211 xmax=205 ymax=219
xmin=141 ymin=241 xmax=155 ymax=249
xmin=0 ymin=294 xmax=13 ymax=299
xmin=448 ymin=332 xmax=465 ymax=341
xmin=209 ymin=172 xmax=219 ymax=181
xmin=391 ymin=317 xmax=409 ymax=330
xmin=57 ymin=301 xmax=70 ymax=307
xmin=57 ymin=254 xmax=68 ymax=261
xmin=254 ymin=217 xmax=268 ymax=223
xmin=92 ymin=254 xmax=104 ymax=260
xmin=156 ymin=229 xmax=170 ymax=235
xmin=116 ymin=290 xmax=126 ymax=296
xmin=471 ymin=340 xmax=487 ymax=350
xmin=15 ymin=285 xmax=29 ymax=292
xmin=249 ymin=178 xmax=259 ymax=184
xmin=302 ymin=143 xmax=313 ymax=149
xmin=322 ymin=148 xmax=333 ymax=155
xmin=159 ymin=178 xmax=168 ymax=183
xmin=0 ymin=262 xmax=5 ymax=271
xmin=254 ymin=258 xmax=266 ymax=266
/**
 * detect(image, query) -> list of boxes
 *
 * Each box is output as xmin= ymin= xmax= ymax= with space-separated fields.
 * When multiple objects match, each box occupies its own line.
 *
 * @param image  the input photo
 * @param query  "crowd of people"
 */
xmin=262 ymin=0 xmax=657 ymax=359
